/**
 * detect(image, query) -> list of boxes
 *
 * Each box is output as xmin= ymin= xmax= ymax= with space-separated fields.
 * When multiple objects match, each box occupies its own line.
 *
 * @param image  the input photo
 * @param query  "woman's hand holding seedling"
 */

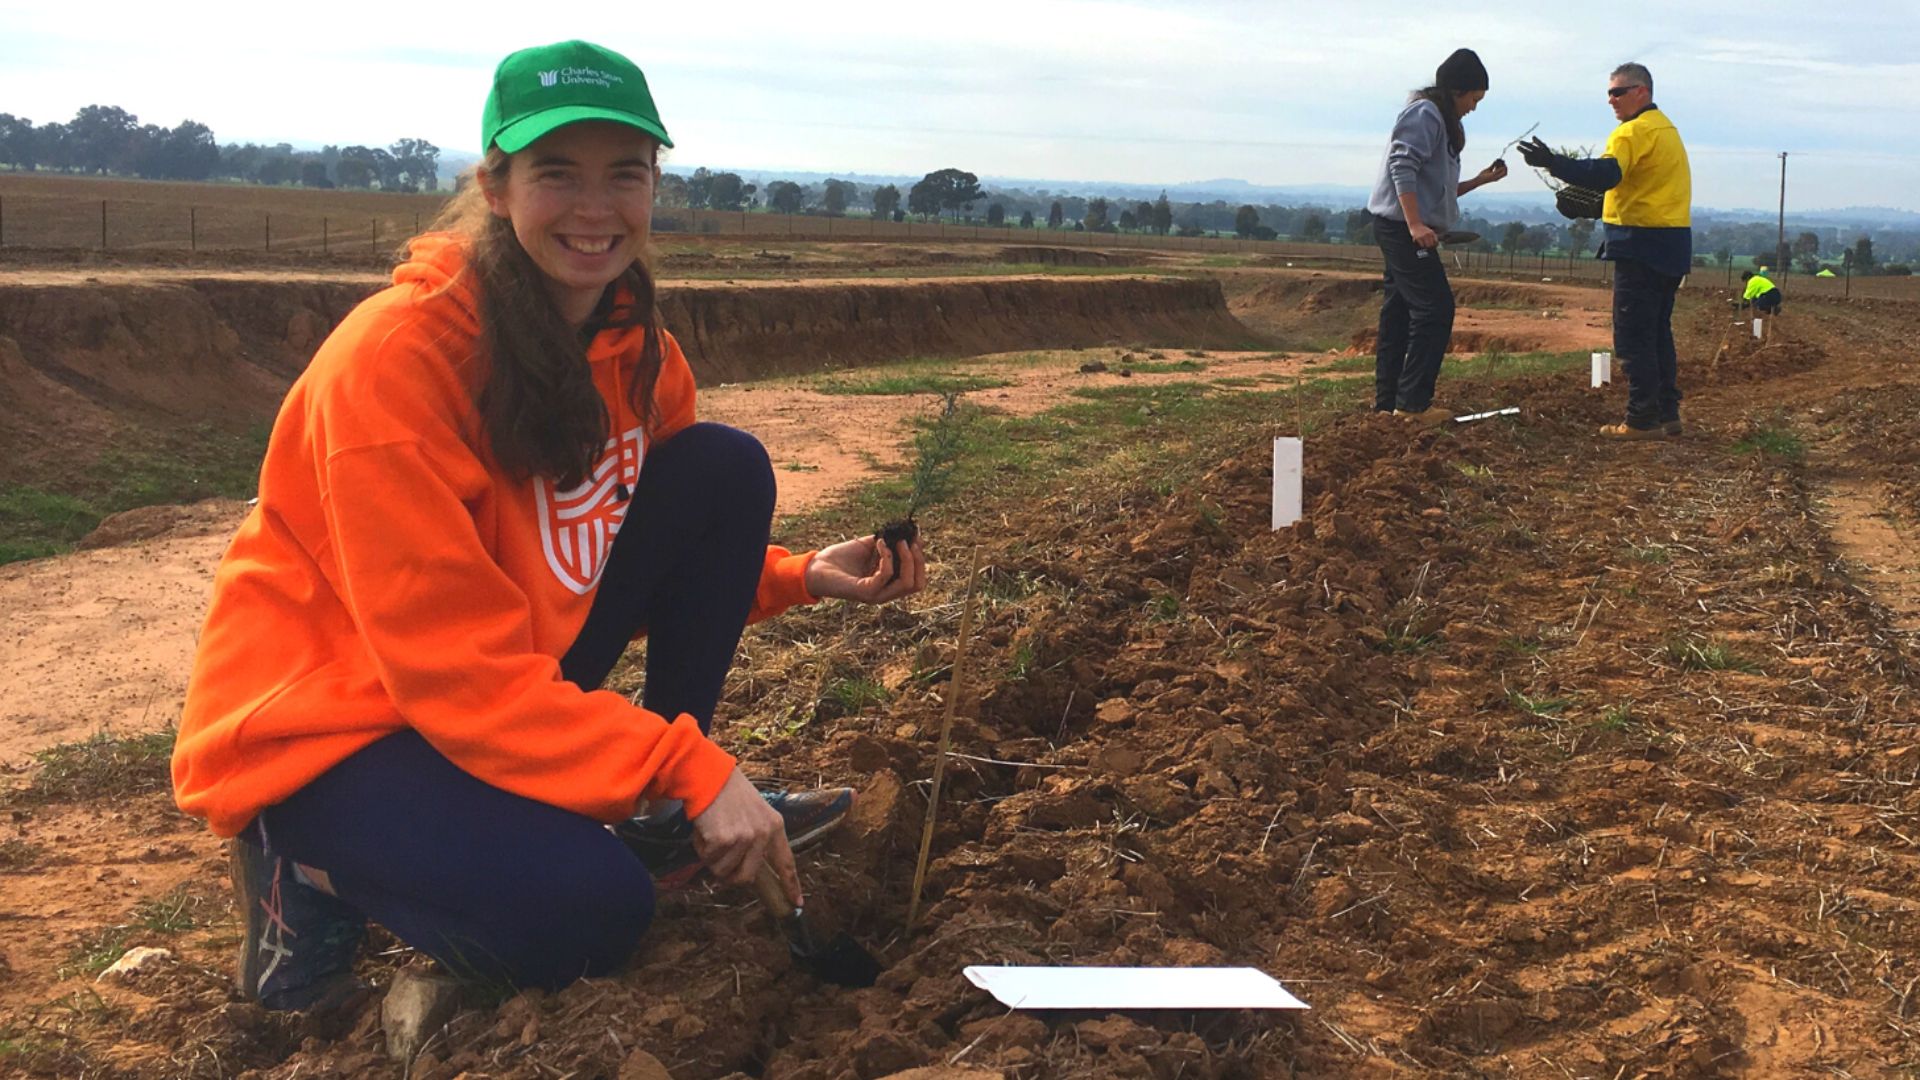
xmin=805 ymin=534 xmax=926 ymax=604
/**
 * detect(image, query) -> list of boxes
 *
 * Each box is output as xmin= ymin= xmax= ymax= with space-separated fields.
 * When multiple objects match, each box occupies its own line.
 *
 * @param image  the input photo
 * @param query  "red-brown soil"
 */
xmin=7 ymin=260 xmax=1920 ymax=1078
xmin=0 ymin=272 xmax=1252 ymax=488
xmin=1225 ymin=270 xmax=1613 ymax=357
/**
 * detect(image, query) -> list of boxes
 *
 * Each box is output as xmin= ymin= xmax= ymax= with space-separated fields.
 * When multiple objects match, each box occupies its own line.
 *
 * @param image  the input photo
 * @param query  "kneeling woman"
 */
xmin=1366 ymin=47 xmax=1507 ymax=423
xmin=172 ymin=40 xmax=925 ymax=1011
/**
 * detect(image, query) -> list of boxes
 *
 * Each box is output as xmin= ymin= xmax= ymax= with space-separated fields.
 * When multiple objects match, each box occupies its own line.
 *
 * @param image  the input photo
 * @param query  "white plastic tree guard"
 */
xmin=1272 ymin=437 xmax=1302 ymax=530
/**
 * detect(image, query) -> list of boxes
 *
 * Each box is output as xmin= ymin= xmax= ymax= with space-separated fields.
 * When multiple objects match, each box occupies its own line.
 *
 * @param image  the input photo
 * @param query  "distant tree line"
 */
xmin=0 ymin=105 xmax=441 ymax=192
xmin=9 ymin=111 xmax=1916 ymax=269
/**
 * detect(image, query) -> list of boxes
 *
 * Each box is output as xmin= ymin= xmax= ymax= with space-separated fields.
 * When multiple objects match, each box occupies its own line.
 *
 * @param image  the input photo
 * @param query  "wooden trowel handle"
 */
xmin=754 ymin=861 xmax=798 ymax=919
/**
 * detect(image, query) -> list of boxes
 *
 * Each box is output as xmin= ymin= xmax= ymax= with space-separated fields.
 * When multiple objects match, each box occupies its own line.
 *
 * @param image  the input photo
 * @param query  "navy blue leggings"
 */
xmin=256 ymin=423 xmax=776 ymax=990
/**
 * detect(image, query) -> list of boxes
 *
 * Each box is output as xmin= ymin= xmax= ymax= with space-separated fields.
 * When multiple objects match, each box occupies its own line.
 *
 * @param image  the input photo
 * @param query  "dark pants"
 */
xmin=1372 ymin=215 xmax=1456 ymax=412
xmin=1611 ymin=258 xmax=1683 ymax=428
xmin=1753 ymin=288 xmax=1782 ymax=313
xmin=255 ymin=422 xmax=776 ymax=990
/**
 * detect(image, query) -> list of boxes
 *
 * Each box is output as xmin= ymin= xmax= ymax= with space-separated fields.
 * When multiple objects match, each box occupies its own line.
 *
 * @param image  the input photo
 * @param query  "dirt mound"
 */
xmin=996 ymin=246 xmax=1143 ymax=267
xmin=666 ymin=277 xmax=1255 ymax=383
xmin=1233 ymin=274 xmax=1380 ymax=314
xmin=0 ymin=279 xmax=371 ymax=483
xmin=1451 ymin=282 xmax=1538 ymax=306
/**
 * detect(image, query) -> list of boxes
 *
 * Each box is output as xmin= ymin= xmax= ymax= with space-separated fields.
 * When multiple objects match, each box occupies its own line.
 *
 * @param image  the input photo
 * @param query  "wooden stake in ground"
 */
xmin=907 ymin=546 xmax=982 ymax=931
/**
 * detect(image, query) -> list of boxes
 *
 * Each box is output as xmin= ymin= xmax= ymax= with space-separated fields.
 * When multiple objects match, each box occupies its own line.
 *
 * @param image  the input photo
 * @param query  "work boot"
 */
xmin=231 ymin=824 xmax=368 ymax=1013
xmin=615 ymin=787 xmax=856 ymax=892
xmin=1662 ymin=419 xmax=1684 ymax=436
xmin=1598 ymin=422 xmax=1667 ymax=441
xmin=1392 ymin=405 xmax=1452 ymax=427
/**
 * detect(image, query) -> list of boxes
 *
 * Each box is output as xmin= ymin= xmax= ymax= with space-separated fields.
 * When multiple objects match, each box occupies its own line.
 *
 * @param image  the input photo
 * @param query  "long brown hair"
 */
xmin=1413 ymin=87 xmax=1467 ymax=155
xmin=419 ymin=147 xmax=665 ymax=490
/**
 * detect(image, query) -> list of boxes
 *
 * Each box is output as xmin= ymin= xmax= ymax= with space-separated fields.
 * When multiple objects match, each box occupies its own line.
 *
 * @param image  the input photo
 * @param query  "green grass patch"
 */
xmin=1212 ymin=376 xmax=1262 ymax=388
xmin=0 ymin=838 xmax=43 ymax=869
xmin=10 ymin=728 xmax=176 ymax=805
xmin=1320 ymin=355 xmax=1375 ymax=372
xmin=823 ymin=676 xmax=890 ymax=716
xmin=1508 ymin=690 xmax=1572 ymax=718
xmin=1595 ymin=704 xmax=1635 ymax=731
xmin=673 ymin=262 xmax=1161 ymax=282
xmin=1 ymin=422 xmax=270 ymax=567
xmin=1731 ymin=425 xmax=1805 ymax=462
xmin=1665 ymin=637 xmax=1762 ymax=673
xmin=1146 ymin=593 xmax=1182 ymax=622
xmin=1122 ymin=359 xmax=1206 ymax=374
xmin=54 ymin=887 xmax=212 ymax=979
xmin=736 ymin=706 xmax=810 ymax=746
xmin=1626 ymin=542 xmax=1672 ymax=564
xmin=814 ymin=373 xmax=1012 ymax=396
xmin=1008 ymin=640 xmax=1037 ymax=680
xmin=1449 ymin=349 xmax=1589 ymax=380
xmin=1379 ymin=625 xmax=1440 ymax=654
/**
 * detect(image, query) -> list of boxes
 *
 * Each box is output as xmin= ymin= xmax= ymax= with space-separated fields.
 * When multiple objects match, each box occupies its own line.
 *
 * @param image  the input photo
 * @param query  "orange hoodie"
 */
xmin=172 ymin=233 xmax=815 ymax=838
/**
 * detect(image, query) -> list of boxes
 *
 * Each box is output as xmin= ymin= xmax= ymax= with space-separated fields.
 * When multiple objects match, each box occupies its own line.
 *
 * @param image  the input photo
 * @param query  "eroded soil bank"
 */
xmin=0 ymin=272 xmax=1254 ymax=487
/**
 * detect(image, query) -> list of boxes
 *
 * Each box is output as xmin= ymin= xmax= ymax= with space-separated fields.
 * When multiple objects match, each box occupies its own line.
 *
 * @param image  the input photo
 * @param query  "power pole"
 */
xmin=1776 ymin=152 xmax=1789 ymax=275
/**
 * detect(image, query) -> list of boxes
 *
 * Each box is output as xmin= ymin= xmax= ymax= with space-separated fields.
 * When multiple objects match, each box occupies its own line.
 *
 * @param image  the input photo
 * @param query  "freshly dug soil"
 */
xmin=10 ymin=280 xmax=1920 ymax=1078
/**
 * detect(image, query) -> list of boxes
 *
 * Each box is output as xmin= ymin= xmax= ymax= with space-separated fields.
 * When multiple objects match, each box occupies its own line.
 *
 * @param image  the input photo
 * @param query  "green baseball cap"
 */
xmin=482 ymin=40 xmax=673 ymax=154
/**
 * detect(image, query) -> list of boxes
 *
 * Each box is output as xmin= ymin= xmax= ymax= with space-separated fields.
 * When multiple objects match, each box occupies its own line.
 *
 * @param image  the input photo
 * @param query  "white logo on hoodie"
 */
xmin=534 ymin=425 xmax=645 ymax=595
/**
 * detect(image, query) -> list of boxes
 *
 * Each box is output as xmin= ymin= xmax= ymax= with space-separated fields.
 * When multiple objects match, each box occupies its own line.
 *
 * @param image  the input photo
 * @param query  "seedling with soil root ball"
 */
xmin=876 ymin=391 xmax=965 ymax=584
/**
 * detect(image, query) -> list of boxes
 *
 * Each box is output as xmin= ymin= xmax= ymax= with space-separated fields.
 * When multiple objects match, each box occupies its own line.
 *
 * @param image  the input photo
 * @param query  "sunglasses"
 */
xmin=1608 ymin=85 xmax=1643 ymax=99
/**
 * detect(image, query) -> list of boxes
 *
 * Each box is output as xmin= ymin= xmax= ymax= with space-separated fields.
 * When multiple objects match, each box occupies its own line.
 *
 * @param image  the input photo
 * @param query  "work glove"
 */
xmin=1517 ymin=137 xmax=1558 ymax=169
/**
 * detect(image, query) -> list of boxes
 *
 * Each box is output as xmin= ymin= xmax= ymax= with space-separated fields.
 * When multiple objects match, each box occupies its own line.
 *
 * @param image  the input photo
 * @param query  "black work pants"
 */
xmin=1372 ymin=215 xmax=1455 ymax=412
xmin=1611 ymin=257 xmax=1683 ymax=428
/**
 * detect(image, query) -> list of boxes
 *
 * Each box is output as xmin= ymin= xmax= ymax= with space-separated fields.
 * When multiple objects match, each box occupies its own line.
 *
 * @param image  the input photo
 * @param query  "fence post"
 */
xmin=323 ymin=217 xmax=329 ymax=255
xmin=414 ymin=212 xmax=420 ymax=235
xmin=371 ymin=218 xmax=377 ymax=254
xmin=190 ymin=207 xmax=197 ymax=252
xmin=101 ymin=199 xmax=108 ymax=249
xmin=265 ymin=212 xmax=271 ymax=252
xmin=0 ymin=195 xmax=5 ymax=247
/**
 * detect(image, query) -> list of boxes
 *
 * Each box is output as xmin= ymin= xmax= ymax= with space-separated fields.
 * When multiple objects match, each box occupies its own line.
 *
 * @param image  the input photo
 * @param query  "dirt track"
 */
xmin=8 ymin=257 xmax=1920 ymax=1078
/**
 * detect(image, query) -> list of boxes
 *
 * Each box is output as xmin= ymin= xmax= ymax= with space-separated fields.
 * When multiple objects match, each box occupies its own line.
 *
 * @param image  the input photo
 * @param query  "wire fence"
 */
xmin=0 ymin=188 xmax=1912 ymax=301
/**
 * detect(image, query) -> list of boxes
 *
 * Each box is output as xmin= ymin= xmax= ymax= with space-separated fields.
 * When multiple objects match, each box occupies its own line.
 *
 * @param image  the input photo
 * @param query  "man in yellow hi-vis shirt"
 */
xmin=1742 ymin=270 xmax=1783 ymax=314
xmin=1521 ymin=62 xmax=1692 ymax=439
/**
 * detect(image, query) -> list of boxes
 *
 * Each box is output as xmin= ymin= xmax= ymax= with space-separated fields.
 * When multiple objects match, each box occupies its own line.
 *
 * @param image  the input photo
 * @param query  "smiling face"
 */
xmin=482 ymin=121 xmax=659 ymax=325
xmin=1608 ymin=75 xmax=1650 ymax=122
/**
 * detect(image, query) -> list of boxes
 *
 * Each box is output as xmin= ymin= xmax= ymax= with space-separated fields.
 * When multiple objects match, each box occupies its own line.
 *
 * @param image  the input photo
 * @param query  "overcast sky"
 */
xmin=5 ymin=0 xmax=1920 ymax=212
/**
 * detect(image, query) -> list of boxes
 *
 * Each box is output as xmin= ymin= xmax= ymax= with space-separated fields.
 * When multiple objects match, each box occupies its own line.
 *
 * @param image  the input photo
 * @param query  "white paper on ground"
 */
xmin=1753 ymin=318 xmax=1764 ymax=339
xmin=1272 ymin=437 xmax=1302 ymax=530
xmin=963 ymin=966 xmax=1309 ymax=1011
xmin=1590 ymin=351 xmax=1612 ymax=387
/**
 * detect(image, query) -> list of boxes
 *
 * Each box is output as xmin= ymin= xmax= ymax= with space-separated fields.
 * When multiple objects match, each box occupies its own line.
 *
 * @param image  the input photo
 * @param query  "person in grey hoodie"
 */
xmin=1367 ymin=48 xmax=1508 ymax=423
